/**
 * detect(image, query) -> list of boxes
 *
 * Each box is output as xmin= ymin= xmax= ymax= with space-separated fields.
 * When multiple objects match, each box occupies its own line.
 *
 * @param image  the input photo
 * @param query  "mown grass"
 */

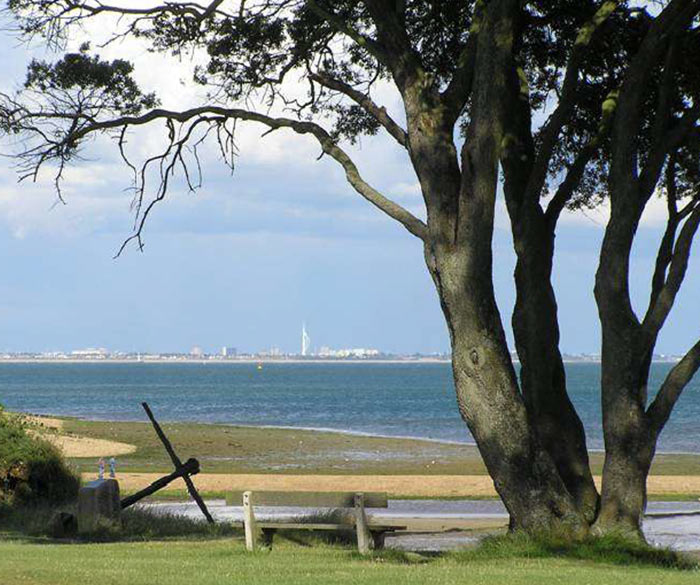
xmin=0 ymin=533 xmax=698 ymax=585
xmin=1 ymin=502 xmax=698 ymax=584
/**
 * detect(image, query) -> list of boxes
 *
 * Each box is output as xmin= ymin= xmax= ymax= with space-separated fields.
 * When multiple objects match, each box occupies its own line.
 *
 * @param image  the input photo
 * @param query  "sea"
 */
xmin=1 ymin=362 xmax=699 ymax=453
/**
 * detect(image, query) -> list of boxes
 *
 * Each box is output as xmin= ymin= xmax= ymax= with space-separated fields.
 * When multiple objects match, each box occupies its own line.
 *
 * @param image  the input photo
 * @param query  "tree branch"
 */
xmin=543 ymin=143 xmax=598 ymax=227
xmin=12 ymin=105 xmax=428 ymax=241
xmin=638 ymin=106 xmax=700 ymax=202
xmin=647 ymin=338 xmax=700 ymax=434
xmin=525 ymin=0 xmax=619 ymax=203
xmin=362 ymin=0 xmax=424 ymax=91
xmin=309 ymin=72 xmax=408 ymax=147
xmin=306 ymin=1 xmax=387 ymax=64
xmin=610 ymin=0 xmax=700 ymax=187
xmin=61 ymin=0 xmax=228 ymax=20
xmin=642 ymin=196 xmax=700 ymax=339
xmin=440 ymin=8 xmax=480 ymax=121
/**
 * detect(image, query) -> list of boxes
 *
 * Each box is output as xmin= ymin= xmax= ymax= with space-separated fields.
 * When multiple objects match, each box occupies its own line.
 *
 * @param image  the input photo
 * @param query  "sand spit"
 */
xmin=22 ymin=414 xmax=136 ymax=458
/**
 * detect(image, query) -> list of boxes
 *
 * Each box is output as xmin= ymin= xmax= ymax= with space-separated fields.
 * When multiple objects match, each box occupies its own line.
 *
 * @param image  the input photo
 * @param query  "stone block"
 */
xmin=77 ymin=479 xmax=121 ymax=533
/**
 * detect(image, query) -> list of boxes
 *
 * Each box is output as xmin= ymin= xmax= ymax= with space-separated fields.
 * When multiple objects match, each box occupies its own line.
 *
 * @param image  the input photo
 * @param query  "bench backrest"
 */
xmin=225 ymin=490 xmax=388 ymax=508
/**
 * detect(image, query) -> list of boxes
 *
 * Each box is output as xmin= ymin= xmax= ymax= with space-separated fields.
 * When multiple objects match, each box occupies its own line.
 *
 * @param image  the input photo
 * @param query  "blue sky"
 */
xmin=0 ymin=17 xmax=698 ymax=356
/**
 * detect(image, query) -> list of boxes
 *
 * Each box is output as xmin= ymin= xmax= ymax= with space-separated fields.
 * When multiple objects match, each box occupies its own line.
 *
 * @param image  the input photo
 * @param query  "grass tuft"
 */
xmin=451 ymin=531 xmax=699 ymax=570
xmin=80 ymin=507 xmax=240 ymax=542
xmin=0 ymin=502 xmax=240 ymax=542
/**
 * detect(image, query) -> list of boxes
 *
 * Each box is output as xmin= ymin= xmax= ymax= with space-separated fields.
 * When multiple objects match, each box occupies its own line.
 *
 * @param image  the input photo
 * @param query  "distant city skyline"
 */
xmin=1 ymin=21 xmax=699 ymax=357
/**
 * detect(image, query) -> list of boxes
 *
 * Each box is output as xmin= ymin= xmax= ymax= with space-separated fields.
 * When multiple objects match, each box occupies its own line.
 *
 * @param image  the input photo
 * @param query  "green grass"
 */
xmin=453 ymin=532 xmax=697 ymax=569
xmin=0 ymin=535 xmax=698 ymax=585
xmin=0 ymin=502 xmax=239 ymax=542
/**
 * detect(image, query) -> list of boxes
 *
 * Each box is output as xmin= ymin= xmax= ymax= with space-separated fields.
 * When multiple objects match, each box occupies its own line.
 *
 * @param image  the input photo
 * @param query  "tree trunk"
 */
xmin=511 ymin=210 xmax=599 ymax=523
xmin=594 ymin=217 xmax=654 ymax=538
xmin=426 ymin=242 xmax=588 ymax=535
xmin=593 ymin=363 xmax=654 ymax=537
xmin=594 ymin=444 xmax=653 ymax=537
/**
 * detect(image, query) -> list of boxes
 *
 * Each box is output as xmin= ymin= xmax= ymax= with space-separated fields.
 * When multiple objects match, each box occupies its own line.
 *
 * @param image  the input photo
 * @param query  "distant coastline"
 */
xmin=0 ymin=356 xmax=683 ymax=364
xmin=0 ymin=357 xmax=452 ymax=364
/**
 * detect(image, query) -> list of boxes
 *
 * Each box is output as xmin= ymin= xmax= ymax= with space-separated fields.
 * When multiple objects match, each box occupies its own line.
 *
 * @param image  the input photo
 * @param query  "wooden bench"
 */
xmin=225 ymin=490 xmax=406 ymax=554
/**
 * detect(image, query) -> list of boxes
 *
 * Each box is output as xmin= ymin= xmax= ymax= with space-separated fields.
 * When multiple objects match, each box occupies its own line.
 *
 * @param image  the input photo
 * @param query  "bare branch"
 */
xmin=647 ymin=154 xmax=682 ymax=309
xmin=544 ymin=88 xmax=618 ymax=225
xmin=641 ymin=196 xmax=700 ymax=339
xmin=9 ymin=104 xmax=428 ymax=242
xmin=647 ymin=338 xmax=700 ymax=434
xmin=310 ymin=72 xmax=408 ymax=147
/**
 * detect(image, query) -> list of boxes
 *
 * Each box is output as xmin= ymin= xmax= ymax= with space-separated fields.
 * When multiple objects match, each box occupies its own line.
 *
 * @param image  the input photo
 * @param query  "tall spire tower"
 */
xmin=301 ymin=323 xmax=311 ymax=357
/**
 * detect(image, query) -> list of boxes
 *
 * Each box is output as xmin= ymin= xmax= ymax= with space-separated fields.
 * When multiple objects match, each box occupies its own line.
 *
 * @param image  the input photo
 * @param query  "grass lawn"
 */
xmin=1 ymin=536 xmax=698 ymax=585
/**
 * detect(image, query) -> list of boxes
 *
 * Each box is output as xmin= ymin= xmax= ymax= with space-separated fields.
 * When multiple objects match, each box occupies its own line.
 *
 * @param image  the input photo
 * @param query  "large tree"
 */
xmin=2 ymin=0 xmax=699 ymax=537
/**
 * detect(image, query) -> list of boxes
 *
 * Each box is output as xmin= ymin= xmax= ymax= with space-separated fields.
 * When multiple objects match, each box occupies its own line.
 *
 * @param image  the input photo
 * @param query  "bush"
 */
xmin=0 ymin=407 xmax=80 ymax=505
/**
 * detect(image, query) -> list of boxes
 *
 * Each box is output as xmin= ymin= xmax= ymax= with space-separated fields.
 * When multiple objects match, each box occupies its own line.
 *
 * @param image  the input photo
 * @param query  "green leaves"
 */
xmin=25 ymin=48 xmax=158 ymax=117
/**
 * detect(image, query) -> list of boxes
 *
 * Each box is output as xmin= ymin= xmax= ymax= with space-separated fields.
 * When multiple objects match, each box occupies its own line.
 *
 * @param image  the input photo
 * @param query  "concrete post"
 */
xmin=77 ymin=479 xmax=121 ymax=533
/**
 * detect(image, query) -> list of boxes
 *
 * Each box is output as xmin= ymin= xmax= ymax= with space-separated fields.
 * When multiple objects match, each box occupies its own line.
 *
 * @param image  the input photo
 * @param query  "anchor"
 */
xmin=119 ymin=402 xmax=215 ymax=524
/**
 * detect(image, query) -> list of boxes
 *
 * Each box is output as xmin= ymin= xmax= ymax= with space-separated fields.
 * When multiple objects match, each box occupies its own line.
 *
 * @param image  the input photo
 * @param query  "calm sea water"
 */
xmin=0 ymin=362 xmax=698 ymax=453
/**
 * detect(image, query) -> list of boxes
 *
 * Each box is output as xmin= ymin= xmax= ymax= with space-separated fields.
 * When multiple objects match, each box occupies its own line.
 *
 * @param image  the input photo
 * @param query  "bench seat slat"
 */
xmin=256 ymin=522 xmax=406 ymax=531
xmin=226 ymin=490 xmax=388 ymax=508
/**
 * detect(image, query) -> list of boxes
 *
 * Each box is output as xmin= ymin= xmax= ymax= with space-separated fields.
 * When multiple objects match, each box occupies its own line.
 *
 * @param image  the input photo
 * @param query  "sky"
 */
xmin=0 ymin=9 xmax=698 ymax=356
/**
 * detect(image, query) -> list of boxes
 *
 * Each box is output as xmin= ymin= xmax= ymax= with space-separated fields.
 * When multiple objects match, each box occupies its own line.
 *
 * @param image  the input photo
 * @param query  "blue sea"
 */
xmin=1 ymin=362 xmax=699 ymax=453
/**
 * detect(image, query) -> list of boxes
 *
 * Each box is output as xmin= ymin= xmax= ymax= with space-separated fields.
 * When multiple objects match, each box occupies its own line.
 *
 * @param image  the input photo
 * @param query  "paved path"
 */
xmin=142 ymin=499 xmax=700 ymax=552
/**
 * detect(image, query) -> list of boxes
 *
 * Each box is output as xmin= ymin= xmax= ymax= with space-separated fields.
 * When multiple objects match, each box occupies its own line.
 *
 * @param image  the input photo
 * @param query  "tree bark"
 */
xmin=511 ymin=213 xmax=599 ymax=524
xmin=593 ymin=349 xmax=654 ymax=536
xmin=593 ymin=204 xmax=654 ymax=538
xmin=425 ymin=241 xmax=588 ymax=535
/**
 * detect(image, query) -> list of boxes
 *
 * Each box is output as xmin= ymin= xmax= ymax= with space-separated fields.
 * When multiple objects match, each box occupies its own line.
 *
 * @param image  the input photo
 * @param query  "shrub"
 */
xmin=0 ymin=406 xmax=80 ymax=505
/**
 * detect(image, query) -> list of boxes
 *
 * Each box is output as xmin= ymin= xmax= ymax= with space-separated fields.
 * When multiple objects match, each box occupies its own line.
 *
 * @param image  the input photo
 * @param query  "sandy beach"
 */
xmin=97 ymin=472 xmax=700 ymax=498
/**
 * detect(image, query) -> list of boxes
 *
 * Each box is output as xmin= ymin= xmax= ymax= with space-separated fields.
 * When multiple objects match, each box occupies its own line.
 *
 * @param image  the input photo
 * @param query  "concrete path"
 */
xmin=141 ymin=499 xmax=700 ymax=552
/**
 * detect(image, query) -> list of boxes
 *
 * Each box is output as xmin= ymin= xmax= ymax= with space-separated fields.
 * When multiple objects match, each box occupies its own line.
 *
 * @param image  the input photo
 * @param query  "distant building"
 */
xmin=301 ymin=323 xmax=311 ymax=356
xmin=222 ymin=346 xmax=237 ymax=357
xmin=318 ymin=347 xmax=380 ymax=358
xmin=71 ymin=348 xmax=108 ymax=358
xmin=190 ymin=346 xmax=204 ymax=357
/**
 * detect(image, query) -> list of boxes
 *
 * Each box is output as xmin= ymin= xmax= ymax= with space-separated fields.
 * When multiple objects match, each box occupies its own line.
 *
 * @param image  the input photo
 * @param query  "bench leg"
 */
xmin=261 ymin=528 xmax=276 ymax=548
xmin=243 ymin=491 xmax=257 ymax=552
xmin=371 ymin=531 xmax=386 ymax=550
xmin=354 ymin=493 xmax=373 ymax=555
